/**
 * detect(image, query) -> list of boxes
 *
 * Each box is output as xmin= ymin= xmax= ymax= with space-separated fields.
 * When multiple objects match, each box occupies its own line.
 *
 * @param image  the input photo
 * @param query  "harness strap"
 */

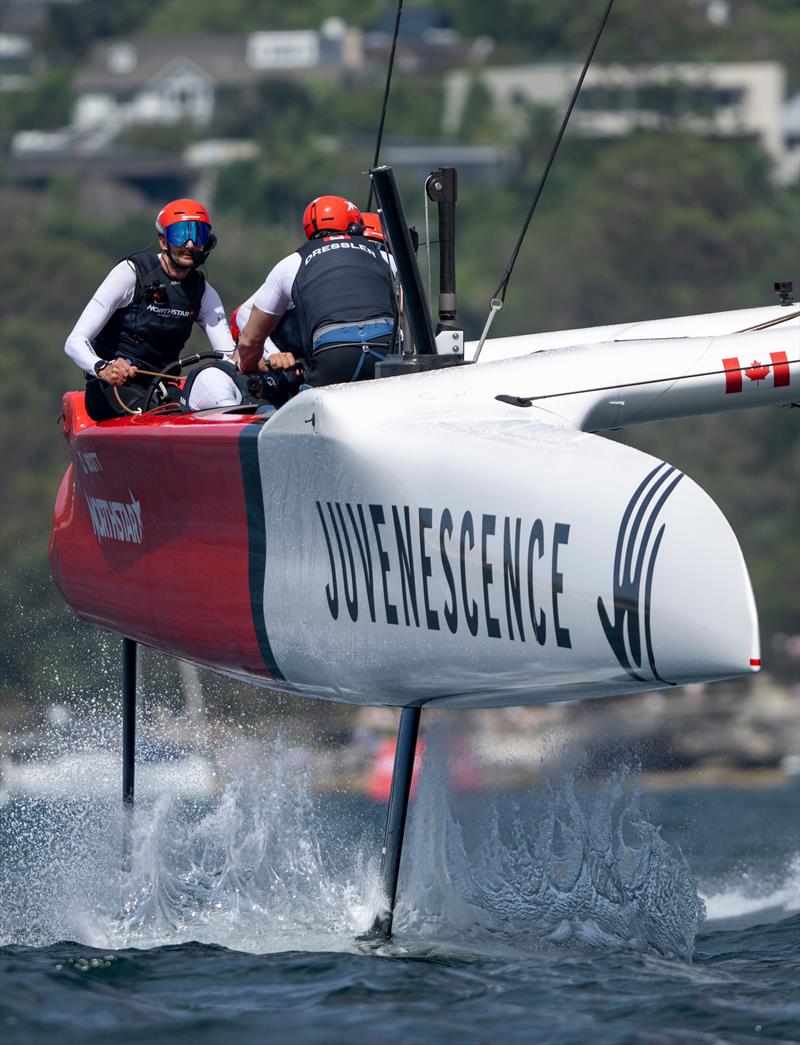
xmin=313 ymin=319 xmax=394 ymax=351
xmin=351 ymin=344 xmax=387 ymax=382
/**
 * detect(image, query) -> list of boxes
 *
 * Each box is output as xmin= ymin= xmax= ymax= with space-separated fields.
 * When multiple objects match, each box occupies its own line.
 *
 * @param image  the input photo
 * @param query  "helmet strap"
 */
xmin=161 ymin=242 xmax=199 ymax=276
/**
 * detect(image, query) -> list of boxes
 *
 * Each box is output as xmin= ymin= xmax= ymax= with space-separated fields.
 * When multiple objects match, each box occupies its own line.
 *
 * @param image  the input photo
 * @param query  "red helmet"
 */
xmin=156 ymin=198 xmax=211 ymax=234
xmin=303 ymin=195 xmax=362 ymax=239
xmin=156 ymin=198 xmax=213 ymax=252
xmin=229 ymin=306 xmax=241 ymax=343
xmin=360 ymin=212 xmax=385 ymax=243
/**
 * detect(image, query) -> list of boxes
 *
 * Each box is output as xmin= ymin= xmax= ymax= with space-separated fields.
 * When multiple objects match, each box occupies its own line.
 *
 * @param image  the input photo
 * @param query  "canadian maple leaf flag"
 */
xmin=722 ymin=352 xmax=791 ymax=393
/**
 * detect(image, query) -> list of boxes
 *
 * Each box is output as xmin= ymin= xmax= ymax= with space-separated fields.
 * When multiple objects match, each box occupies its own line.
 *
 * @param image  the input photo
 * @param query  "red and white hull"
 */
xmin=50 ymin=306 xmax=798 ymax=708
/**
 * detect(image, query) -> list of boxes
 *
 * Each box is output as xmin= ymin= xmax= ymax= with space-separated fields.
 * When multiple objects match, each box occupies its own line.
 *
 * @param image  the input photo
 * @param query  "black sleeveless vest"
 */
xmin=290 ymin=235 xmax=396 ymax=352
xmin=92 ymin=251 xmax=206 ymax=371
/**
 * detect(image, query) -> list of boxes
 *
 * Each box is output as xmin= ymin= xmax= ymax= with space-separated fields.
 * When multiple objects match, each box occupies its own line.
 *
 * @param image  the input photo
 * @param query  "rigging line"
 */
xmin=491 ymin=0 xmax=614 ymax=305
xmin=497 ymin=358 xmax=800 ymax=405
xmin=736 ymin=309 xmax=800 ymax=333
xmin=366 ymin=0 xmax=404 ymax=214
xmin=473 ymin=0 xmax=615 ymax=363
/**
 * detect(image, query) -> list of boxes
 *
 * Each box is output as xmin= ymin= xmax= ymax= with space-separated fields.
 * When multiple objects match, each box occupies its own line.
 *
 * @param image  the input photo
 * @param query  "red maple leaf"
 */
xmin=745 ymin=360 xmax=770 ymax=383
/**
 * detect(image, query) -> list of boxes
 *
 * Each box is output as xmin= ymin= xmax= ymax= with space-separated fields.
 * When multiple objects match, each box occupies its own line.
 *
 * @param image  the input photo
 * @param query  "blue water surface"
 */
xmin=1 ymin=744 xmax=798 ymax=1044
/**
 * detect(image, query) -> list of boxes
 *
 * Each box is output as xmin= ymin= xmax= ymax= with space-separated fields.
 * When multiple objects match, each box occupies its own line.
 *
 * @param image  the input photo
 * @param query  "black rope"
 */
xmin=496 ymin=358 xmax=800 ymax=407
xmin=366 ymin=0 xmax=404 ymax=213
xmin=491 ymin=0 xmax=614 ymax=303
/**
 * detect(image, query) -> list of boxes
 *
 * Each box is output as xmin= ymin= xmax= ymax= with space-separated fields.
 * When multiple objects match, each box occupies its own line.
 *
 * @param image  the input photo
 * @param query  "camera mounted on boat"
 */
xmin=774 ymin=281 xmax=794 ymax=306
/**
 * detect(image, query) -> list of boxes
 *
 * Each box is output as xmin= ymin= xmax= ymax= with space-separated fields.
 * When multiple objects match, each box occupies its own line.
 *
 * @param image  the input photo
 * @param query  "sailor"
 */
xmin=64 ymin=199 xmax=236 ymax=420
xmin=227 ymin=298 xmax=305 ymax=409
xmin=231 ymin=297 xmax=303 ymax=361
xmin=237 ymin=195 xmax=398 ymax=386
xmin=360 ymin=212 xmax=389 ymax=252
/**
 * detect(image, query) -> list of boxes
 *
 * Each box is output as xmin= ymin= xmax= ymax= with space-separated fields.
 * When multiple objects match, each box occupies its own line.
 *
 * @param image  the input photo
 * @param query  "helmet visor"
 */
xmin=164 ymin=220 xmax=211 ymax=247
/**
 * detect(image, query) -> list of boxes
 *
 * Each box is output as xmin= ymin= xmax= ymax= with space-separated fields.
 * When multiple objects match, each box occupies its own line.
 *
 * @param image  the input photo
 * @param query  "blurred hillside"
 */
xmin=0 ymin=0 xmax=797 ymax=730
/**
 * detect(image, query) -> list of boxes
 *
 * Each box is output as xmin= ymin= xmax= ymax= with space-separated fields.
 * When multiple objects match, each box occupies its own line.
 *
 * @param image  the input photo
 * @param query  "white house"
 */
xmin=444 ymin=61 xmax=794 ymax=180
xmin=0 ymin=32 xmax=33 ymax=90
xmin=72 ymin=25 xmax=362 ymax=137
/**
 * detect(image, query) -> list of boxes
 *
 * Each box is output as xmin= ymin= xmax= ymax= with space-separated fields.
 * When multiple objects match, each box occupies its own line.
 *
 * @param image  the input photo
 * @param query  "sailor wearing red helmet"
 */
xmin=230 ymin=297 xmax=303 ymax=363
xmin=64 ymin=198 xmax=236 ymax=419
xmin=360 ymin=212 xmax=388 ymax=249
xmin=237 ymin=195 xmax=397 ymax=390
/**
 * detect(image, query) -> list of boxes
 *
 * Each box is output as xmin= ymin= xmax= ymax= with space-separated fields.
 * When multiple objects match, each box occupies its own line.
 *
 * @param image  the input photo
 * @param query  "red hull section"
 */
xmin=49 ymin=394 xmax=272 ymax=681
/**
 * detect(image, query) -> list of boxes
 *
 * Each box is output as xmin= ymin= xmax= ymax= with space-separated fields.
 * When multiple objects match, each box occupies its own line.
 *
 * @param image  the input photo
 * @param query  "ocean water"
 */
xmin=1 ymin=727 xmax=798 ymax=1045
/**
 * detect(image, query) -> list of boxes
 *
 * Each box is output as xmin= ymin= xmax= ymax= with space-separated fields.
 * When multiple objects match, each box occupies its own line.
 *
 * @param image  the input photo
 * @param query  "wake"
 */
xmin=0 ymin=719 xmax=705 ymax=960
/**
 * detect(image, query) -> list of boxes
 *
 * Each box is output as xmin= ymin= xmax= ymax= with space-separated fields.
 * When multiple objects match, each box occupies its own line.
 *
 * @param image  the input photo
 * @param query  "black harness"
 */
xmin=291 ymin=235 xmax=397 ymax=355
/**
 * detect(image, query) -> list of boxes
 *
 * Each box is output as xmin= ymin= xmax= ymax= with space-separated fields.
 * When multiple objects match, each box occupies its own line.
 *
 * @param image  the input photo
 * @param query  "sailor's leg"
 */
xmin=362 ymin=705 xmax=422 ymax=940
xmin=122 ymin=637 xmax=137 ymax=870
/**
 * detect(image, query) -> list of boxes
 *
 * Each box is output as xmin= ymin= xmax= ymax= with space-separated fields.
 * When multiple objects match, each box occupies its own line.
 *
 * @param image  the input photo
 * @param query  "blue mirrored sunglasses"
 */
xmin=164 ymin=220 xmax=211 ymax=247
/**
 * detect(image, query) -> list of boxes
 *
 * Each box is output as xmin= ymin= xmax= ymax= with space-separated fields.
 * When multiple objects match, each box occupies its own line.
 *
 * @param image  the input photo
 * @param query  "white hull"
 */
xmin=236 ymin=307 xmax=798 ymax=707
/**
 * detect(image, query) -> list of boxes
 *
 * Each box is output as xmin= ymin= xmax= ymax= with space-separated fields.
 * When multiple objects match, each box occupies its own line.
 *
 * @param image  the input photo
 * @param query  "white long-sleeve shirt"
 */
xmin=64 ymin=258 xmax=234 ymax=373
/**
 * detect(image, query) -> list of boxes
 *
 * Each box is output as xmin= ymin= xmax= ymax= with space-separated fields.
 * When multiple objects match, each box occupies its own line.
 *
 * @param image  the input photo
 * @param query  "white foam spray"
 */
xmin=701 ymin=852 xmax=800 ymax=925
xmin=1 ymin=713 xmax=705 ymax=960
xmin=395 ymin=725 xmax=705 ymax=960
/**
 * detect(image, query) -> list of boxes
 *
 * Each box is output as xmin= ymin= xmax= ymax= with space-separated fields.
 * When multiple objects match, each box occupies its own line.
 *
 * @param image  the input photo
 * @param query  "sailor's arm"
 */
xmin=196 ymin=282 xmax=236 ymax=357
xmin=238 ymin=255 xmax=298 ymax=373
xmin=238 ymin=306 xmax=282 ymax=373
xmin=64 ymin=261 xmax=139 ymax=384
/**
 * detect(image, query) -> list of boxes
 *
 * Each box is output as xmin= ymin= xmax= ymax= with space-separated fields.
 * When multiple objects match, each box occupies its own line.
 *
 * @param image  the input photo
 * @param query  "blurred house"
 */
xmin=445 ymin=61 xmax=798 ymax=184
xmin=0 ymin=32 xmax=34 ymax=89
xmin=7 ymin=20 xmax=361 ymax=197
xmin=71 ymin=22 xmax=361 ymax=141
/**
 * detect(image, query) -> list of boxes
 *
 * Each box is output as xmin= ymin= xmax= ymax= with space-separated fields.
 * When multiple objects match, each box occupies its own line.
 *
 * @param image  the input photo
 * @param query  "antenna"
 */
xmin=425 ymin=167 xmax=458 ymax=331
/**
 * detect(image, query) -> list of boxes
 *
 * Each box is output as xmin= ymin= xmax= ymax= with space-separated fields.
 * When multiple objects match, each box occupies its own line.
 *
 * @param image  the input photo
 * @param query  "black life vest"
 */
xmin=271 ymin=309 xmax=303 ymax=355
xmin=91 ymin=251 xmax=206 ymax=371
xmin=291 ymin=235 xmax=396 ymax=353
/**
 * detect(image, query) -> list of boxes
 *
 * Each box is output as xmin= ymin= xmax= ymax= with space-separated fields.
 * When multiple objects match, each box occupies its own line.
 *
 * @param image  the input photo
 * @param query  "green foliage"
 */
xmin=44 ymin=0 xmax=163 ymax=59
xmin=323 ymin=78 xmax=445 ymax=140
xmin=138 ymin=0 xmax=386 ymax=36
xmin=469 ymin=134 xmax=798 ymax=337
xmin=115 ymin=124 xmax=197 ymax=153
xmin=437 ymin=0 xmax=798 ymax=70
xmin=0 ymin=69 xmax=73 ymax=149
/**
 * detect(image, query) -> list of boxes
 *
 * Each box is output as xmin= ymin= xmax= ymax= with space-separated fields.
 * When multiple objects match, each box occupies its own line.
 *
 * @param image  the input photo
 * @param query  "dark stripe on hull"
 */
xmin=239 ymin=419 xmax=285 ymax=681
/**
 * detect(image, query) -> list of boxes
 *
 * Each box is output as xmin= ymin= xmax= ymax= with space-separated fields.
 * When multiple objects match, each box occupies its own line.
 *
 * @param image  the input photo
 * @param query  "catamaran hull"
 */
xmin=50 ymin=341 xmax=766 ymax=708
